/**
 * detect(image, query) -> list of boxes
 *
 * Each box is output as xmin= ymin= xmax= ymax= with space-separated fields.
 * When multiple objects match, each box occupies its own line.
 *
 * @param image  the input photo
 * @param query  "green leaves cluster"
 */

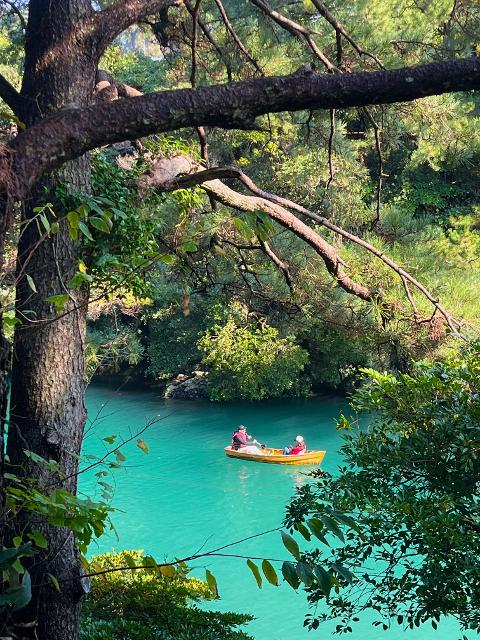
xmin=80 ymin=550 xmax=253 ymax=640
xmin=198 ymin=316 xmax=309 ymax=401
xmin=284 ymin=341 xmax=480 ymax=633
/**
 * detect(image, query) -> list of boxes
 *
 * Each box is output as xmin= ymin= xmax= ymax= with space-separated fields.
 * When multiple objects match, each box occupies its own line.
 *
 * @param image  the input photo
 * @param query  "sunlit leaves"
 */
xmin=246 ymin=559 xmax=262 ymax=588
xmin=205 ymin=569 xmax=219 ymax=597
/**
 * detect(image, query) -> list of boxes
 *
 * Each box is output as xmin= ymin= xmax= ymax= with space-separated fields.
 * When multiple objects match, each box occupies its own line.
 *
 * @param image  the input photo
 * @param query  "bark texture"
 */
xmin=5 ymin=2 xmax=96 ymax=638
xmin=4 ymin=56 xmax=480 ymax=196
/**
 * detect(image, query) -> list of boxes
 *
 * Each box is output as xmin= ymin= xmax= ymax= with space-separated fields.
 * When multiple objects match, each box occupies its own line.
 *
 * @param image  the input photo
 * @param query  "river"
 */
xmin=81 ymin=383 xmax=467 ymax=640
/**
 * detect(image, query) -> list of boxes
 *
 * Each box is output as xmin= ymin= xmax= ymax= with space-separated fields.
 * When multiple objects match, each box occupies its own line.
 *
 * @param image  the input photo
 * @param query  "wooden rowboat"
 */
xmin=224 ymin=446 xmax=326 ymax=465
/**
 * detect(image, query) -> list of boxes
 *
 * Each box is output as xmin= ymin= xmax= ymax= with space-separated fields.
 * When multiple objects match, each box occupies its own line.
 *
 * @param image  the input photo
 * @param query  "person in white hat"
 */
xmin=283 ymin=435 xmax=307 ymax=455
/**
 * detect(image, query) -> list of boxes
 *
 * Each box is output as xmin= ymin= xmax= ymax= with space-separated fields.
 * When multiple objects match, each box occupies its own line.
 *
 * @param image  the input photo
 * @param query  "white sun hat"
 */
xmin=295 ymin=435 xmax=304 ymax=443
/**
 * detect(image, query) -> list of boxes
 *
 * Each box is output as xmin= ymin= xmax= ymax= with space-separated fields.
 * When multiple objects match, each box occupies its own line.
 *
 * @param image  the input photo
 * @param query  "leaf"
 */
xmin=313 ymin=564 xmax=332 ymax=597
xmin=78 ymin=221 xmax=94 ymax=242
xmin=68 ymin=272 xmax=92 ymax=289
xmin=136 ymin=439 xmax=149 ymax=454
xmin=233 ymin=216 xmax=254 ymax=239
xmin=296 ymin=562 xmax=315 ymax=587
xmin=3 ymin=316 xmax=21 ymax=328
xmin=332 ymin=511 xmax=361 ymax=533
xmin=205 ymin=569 xmax=219 ymax=597
xmin=281 ymin=530 xmax=300 ymax=560
xmin=332 ymin=563 xmax=355 ymax=584
xmin=26 ymin=275 xmax=37 ymax=293
xmin=0 ymin=586 xmax=24 ymax=606
xmin=321 ymin=515 xmax=345 ymax=542
xmin=261 ymin=559 xmax=279 ymax=586
xmin=246 ymin=559 xmax=262 ymax=588
xmin=0 ymin=547 xmax=20 ymax=570
xmin=48 ymin=573 xmax=61 ymax=593
xmin=294 ymin=522 xmax=311 ymax=541
xmin=180 ymin=240 xmax=197 ymax=253
xmin=13 ymin=570 xmax=32 ymax=611
xmin=89 ymin=217 xmax=111 ymax=233
xmin=45 ymin=294 xmax=69 ymax=313
xmin=67 ymin=211 xmax=80 ymax=228
xmin=103 ymin=435 xmax=117 ymax=445
xmin=307 ymin=518 xmax=329 ymax=544
xmin=40 ymin=214 xmax=50 ymax=233
xmin=159 ymin=564 xmax=176 ymax=578
xmin=124 ymin=554 xmax=137 ymax=570
xmin=158 ymin=253 xmax=176 ymax=265
xmin=143 ymin=555 xmax=159 ymax=573
xmin=115 ymin=450 xmax=126 ymax=463
xmin=282 ymin=561 xmax=300 ymax=589
xmin=27 ymin=531 xmax=48 ymax=549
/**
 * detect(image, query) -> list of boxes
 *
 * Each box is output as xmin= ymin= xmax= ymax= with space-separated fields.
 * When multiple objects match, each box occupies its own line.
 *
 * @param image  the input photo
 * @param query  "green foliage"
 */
xmin=283 ymin=341 xmax=480 ymax=634
xmin=1 ymin=459 xmax=113 ymax=618
xmin=86 ymin=322 xmax=144 ymax=381
xmin=198 ymin=316 xmax=309 ymax=401
xmin=6 ymin=481 xmax=112 ymax=556
xmin=80 ymin=550 xmax=253 ymax=640
xmin=146 ymin=295 xmax=211 ymax=380
xmin=101 ymin=46 xmax=167 ymax=93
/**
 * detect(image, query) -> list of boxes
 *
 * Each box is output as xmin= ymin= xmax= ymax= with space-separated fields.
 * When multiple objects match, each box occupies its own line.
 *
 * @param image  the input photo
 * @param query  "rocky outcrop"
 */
xmin=164 ymin=372 xmax=208 ymax=400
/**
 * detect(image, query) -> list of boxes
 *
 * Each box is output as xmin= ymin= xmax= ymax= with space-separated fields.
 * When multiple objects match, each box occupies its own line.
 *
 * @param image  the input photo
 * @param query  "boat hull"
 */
xmin=224 ymin=446 xmax=326 ymax=465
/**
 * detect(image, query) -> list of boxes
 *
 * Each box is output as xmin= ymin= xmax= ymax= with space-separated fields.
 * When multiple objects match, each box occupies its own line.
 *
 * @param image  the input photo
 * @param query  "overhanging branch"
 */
xmin=4 ymin=57 xmax=480 ymax=197
xmin=91 ymin=0 xmax=179 ymax=54
xmin=140 ymin=155 xmax=463 ymax=332
xmin=140 ymin=155 xmax=373 ymax=301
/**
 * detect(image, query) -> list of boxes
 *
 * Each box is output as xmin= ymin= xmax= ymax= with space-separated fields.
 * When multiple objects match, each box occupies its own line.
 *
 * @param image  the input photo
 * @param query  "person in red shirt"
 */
xmin=284 ymin=435 xmax=307 ymax=455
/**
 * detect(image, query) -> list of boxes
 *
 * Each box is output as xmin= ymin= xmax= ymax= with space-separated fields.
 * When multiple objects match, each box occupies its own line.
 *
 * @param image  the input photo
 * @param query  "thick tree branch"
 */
xmin=140 ymin=157 xmax=462 ymax=332
xmin=140 ymin=155 xmax=373 ymax=301
xmin=91 ymin=0 xmax=179 ymax=54
xmin=0 ymin=72 xmax=25 ymax=116
xmin=233 ymin=171 xmax=463 ymax=333
xmin=4 ymin=57 xmax=480 ymax=198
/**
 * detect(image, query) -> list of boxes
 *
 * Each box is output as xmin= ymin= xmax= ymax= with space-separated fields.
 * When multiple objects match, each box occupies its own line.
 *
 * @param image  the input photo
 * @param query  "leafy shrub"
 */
xmin=284 ymin=341 xmax=480 ymax=633
xmin=80 ymin=550 xmax=253 ymax=640
xmin=198 ymin=317 xmax=309 ymax=401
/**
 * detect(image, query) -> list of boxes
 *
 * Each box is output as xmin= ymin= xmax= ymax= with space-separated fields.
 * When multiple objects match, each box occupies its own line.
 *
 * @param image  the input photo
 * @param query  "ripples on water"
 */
xmin=82 ymin=384 xmax=467 ymax=640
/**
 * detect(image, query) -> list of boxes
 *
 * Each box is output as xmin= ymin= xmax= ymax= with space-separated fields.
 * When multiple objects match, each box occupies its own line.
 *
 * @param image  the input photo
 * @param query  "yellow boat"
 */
xmin=224 ymin=446 xmax=326 ymax=465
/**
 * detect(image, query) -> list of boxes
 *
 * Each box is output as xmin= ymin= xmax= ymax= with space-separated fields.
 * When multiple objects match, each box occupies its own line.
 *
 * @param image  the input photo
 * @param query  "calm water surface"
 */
xmin=81 ymin=384 xmax=467 ymax=640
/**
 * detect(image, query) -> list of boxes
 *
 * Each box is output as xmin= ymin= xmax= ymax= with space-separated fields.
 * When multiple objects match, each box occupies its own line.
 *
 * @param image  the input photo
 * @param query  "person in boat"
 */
xmin=231 ymin=425 xmax=263 ymax=454
xmin=283 ymin=435 xmax=307 ymax=455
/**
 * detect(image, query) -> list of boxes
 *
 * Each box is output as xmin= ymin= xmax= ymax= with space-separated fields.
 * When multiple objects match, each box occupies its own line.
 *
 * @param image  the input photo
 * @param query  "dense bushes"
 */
xmin=198 ymin=317 xmax=309 ymax=401
xmin=80 ymin=550 xmax=253 ymax=640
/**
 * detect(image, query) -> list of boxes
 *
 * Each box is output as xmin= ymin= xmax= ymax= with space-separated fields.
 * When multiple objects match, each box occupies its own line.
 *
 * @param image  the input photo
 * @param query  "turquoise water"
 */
xmin=81 ymin=384 xmax=466 ymax=640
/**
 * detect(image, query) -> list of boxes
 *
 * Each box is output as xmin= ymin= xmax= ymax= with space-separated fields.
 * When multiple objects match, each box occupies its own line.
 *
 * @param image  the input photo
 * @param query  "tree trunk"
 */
xmin=6 ymin=2 xmax=97 ymax=638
